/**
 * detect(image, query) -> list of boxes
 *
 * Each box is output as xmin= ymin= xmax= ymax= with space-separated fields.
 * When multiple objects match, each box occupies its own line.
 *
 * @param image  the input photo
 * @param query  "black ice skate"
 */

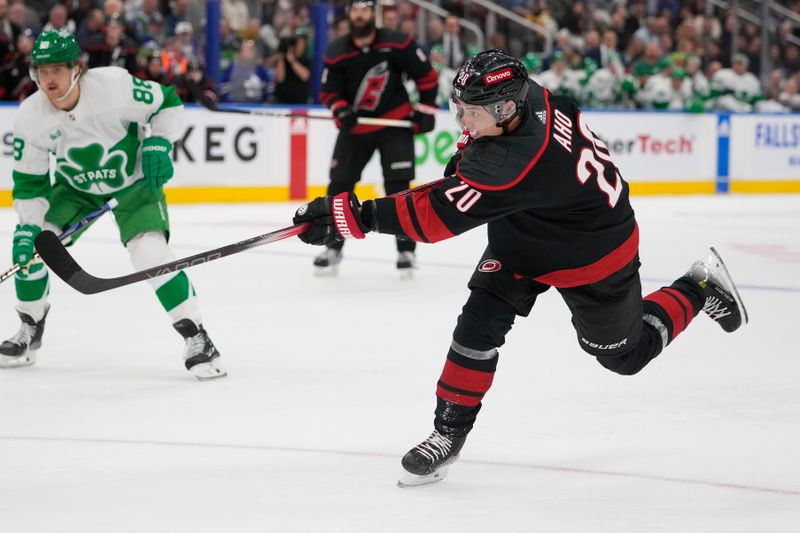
xmin=396 ymin=251 xmax=416 ymax=279
xmin=397 ymin=430 xmax=467 ymax=488
xmin=686 ymin=247 xmax=749 ymax=333
xmin=173 ymin=319 xmax=227 ymax=380
xmin=0 ymin=305 xmax=49 ymax=368
xmin=313 ymin=248 xmax=342 ymax=276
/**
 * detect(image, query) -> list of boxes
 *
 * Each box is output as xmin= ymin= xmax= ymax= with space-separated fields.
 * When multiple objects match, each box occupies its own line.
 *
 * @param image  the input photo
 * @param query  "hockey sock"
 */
xmin=15 ymin=268 xmax=50 ymax=322
xmin=643 ymin=276 xmax=703 ymax=347
xmin=127 ymin=231 xmax=201 ymax=324
xmin=434 ymin=345 xmax=498 ymax=436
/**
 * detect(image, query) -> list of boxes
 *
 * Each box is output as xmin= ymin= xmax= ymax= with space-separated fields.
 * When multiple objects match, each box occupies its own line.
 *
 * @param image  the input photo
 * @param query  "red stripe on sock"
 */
xmin=644 ymin=290 xmax=688 ymax=338
xmin=436 ymin=385 xmax=482 ymax=407
xmin=439 ymin=359 xmax=495 ymax=394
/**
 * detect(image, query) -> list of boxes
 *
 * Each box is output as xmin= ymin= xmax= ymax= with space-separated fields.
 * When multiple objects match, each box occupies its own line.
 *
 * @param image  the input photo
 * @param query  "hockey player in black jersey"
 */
xmin=315 ymin=0 xmax=438 ymax=276
xmin=293 ymin=49 xmax=748 ymax=486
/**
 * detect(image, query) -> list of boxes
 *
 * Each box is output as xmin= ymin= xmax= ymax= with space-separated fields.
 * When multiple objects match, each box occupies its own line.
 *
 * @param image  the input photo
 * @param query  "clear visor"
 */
xmin=449 ymin=95 xmax=516 ymax=135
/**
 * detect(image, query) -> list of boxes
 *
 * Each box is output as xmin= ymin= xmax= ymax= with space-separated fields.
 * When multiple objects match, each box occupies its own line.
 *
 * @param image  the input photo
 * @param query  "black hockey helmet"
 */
xmin=451 ymin=49 xmax=529 ymax=130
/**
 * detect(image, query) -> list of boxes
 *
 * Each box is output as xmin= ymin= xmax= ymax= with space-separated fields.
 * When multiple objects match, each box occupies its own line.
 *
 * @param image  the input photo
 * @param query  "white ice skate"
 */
xmin=313 ymin=248 xmax=342 ymax=277
xmin=173 ymin=319 xmax=227 ymax=380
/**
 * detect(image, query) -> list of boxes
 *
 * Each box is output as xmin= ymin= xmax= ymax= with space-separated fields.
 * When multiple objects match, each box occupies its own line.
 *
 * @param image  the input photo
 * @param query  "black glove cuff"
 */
xmin=359 ymin=200 xmax=378 ymax=233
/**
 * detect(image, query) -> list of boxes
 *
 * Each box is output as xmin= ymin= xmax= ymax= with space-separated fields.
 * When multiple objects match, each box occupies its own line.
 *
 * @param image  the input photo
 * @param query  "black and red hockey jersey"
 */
xmin=364 ymin=81 xmax=638 ymax=288
xmin=320 ymin=28 xmax=438 ymax=135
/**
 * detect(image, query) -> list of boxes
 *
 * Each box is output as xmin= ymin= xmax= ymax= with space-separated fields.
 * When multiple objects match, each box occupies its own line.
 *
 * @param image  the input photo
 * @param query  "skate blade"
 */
xmin=0 ymin=350 xmax=37 ymax=369
xmin=709 ymin=247 xmax=749 ymax=326
xmin=313 ymin=264 xmax=339 ymax=277
xmin=398 ymin=268 xmax=414 ymax=280
xmin=189 ymin=359 xmax=228 ymax=381
xmin=397 ymin=465 xmax=451 ymax=488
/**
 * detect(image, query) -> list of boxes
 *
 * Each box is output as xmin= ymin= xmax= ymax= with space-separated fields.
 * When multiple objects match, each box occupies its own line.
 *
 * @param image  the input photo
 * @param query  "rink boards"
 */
xmin=0 ymin=104 xmax=798 ymax=205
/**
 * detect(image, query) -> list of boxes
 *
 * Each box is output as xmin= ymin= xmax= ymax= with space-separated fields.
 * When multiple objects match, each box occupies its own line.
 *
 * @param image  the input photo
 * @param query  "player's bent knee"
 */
xmin=126 ymin=231 xmax=175 ymax=270
xmin=594 ymin=352 xmax=647 ymax=376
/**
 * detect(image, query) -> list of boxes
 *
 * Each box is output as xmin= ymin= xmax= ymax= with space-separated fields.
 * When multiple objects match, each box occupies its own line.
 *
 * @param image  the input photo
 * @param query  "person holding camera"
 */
xmin=273 ymin=31 xmax=311 ymax=105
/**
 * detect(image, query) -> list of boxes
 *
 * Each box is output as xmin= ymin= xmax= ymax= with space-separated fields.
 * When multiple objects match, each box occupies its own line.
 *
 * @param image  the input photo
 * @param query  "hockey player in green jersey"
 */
xmin=1 ymin=30 xmax=226 ymax=380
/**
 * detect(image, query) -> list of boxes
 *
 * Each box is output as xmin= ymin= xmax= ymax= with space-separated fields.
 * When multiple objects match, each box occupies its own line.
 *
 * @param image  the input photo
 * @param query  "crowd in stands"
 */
xmin=0 ymin=0 xmax=798 ymax=112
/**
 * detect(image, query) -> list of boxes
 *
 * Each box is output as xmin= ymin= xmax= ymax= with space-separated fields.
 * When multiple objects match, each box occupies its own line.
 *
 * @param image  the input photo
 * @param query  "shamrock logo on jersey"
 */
xmin=55 ymin=143 xmax=128 ymax=192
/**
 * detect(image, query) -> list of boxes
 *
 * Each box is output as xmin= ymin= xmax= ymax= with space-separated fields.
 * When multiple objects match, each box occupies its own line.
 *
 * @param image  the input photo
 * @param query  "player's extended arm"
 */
xmin=293 ymin=174 xmax=523 ymax=246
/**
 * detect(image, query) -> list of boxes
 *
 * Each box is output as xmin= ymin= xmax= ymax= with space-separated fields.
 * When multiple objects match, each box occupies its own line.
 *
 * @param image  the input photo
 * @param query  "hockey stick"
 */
xmin=34 ymin=222 xmax=310 ymax=295
xmin=0 ymin=198 xmax=119 ymax=285
xmin=189 ymin=80 xmax=413 ymax=128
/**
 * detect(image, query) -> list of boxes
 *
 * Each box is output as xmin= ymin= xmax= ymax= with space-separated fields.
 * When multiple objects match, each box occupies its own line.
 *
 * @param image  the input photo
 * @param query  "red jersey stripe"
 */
xmin=411 ymin=189 xmax=455 ymax=243
xmin=533 ymin=223 xmax=639 ymax=288
xmin=395 ymin=195 xmax=424 ymax=242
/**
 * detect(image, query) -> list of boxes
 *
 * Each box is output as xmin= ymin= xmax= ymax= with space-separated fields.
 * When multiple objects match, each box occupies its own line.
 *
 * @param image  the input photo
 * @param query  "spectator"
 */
xmin=784 ymin=45 xmax=800 ymax=76
xmin=85 ymin=16 xmax=139 ymax=73
xmin=218 ymin=17 xmax=241 ymax=73
xmin=173 ymin=21 xmax=198 ymax=62
xmin=167 ymin=0 xmax=203 ymax=39
xmin=135 ymin=51 xmax=175 ymax=85
xmin=432 ymin=15 xmax=467 ymax=70
xmin=583 ymin=29 xmax=601 ymax=65
xmin=176 ymin=58 xmax=218 ymax=104
xmin=538 ymin=50 xmax=582 ymax=99
xmin=600 ymin=29 xmax=620 ymax=68
xmin=42 ymin=3 xmax=76 ymax=34
xmin=0 ymin=28 xmax=34 ymax=101
xmin=381 ymin=7 xmax=399 ymax=31
xmin=487 ymin=31 xmax=508 ymax=52
xmin=583 ymin=56 xmax=632 ymax=109
xmin=427 ymin=43 xmax=456 ymax=107
xmin=778 ymin=76 xmax=800 ymax=111
xmin=75 ymin=8 xmax=104 ymax=48
xmin=333 ymin=17 xmax=349 ymax=39
xmin=425 ymin=16 xmax=443 ymax=51
xmin=399 ymin=17 xmax=416 ymax=39
xmin=273 ymin=30 xmax=311 ymax=104
xmin=631 ymin=41 xmax=663 ymax=87
xmin=685 ymin=53 xmax=709 ymax=100
xmin=8 ymin=0 xmax=38 ymax=33
xmin=160 ymin=37 xmax=190 ymax=76
xmin=131 ymin=0 xmax=164 ymax=44
xmin=220 ymin=39 xmax=272 ymax=103
xmin=0 ymin=0 xmax=21 ymax=64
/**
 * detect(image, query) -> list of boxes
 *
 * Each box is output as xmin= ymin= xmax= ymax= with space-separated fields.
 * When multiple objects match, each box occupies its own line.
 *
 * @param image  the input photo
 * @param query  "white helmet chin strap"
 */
xmin=54 ymin=65 xmax=82 ymax=102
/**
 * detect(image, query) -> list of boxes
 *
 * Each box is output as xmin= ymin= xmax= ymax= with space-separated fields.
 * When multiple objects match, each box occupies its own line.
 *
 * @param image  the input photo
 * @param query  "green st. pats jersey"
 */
xmin=11 ymin=66 xmax=183 ymax=201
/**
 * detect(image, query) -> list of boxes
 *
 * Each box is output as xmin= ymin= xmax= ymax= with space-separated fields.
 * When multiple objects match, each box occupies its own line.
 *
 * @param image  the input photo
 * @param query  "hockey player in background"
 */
xmin=0 ymin=30 xmax=226 ymax=380
xmin=293 ymin=49 xmax=748 ymax=486
xmin=315 ymin=0 xmax=438 ymax=276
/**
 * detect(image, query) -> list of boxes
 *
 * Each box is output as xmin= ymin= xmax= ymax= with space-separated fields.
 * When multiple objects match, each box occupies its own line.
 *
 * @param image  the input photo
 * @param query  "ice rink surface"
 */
xmin=0 ymin=194 xmax=798 ymax=532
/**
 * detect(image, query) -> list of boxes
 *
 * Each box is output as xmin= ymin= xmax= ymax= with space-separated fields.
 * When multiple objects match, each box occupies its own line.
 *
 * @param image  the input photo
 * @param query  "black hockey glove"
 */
xmin=333 ymin=106 xmax=358 ymax=132
xmin=411 ymin=103 xmax=437 ymax=134
xmin=443 ymin=150 xmax=462 ymax=177
xmin=293 ymin=192 xmax=370 ymax=246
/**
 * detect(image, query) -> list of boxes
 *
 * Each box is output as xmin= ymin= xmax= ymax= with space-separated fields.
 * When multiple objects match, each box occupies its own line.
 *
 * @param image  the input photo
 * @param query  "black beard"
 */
xmin=349 ymin=17 xmax=375 ymax=39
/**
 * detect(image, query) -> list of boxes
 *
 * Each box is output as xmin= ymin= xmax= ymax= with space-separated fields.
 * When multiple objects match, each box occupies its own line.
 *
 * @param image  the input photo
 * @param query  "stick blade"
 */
xmin=34 ymin=230 xmax=105 ymax=295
